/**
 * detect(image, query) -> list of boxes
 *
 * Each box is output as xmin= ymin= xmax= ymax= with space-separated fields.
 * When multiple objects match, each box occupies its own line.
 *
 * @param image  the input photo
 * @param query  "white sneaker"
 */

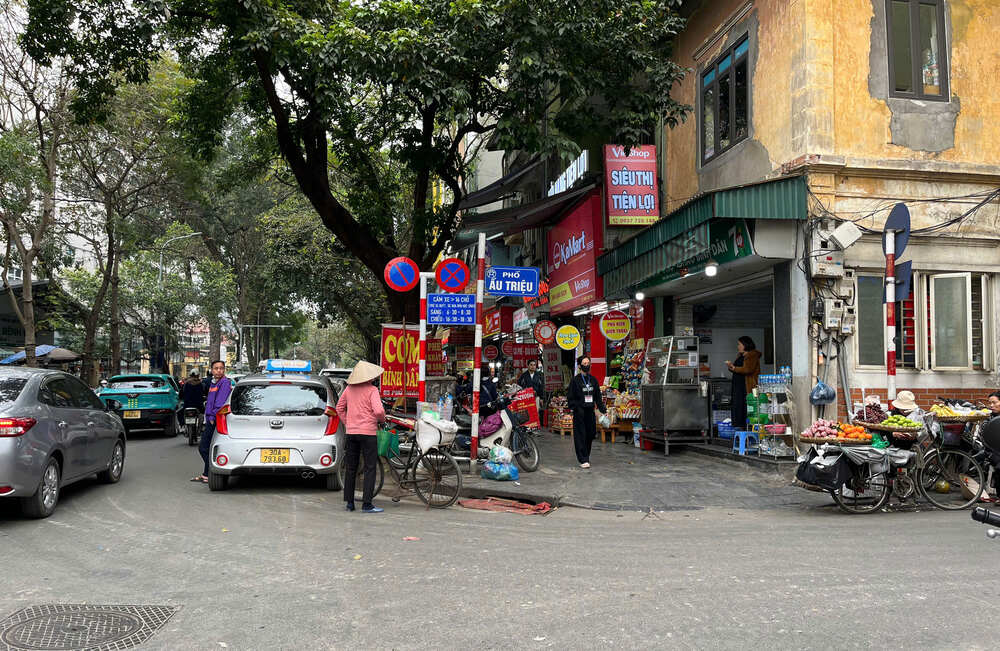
xmin=580 ymin=462 xmax=591 ymax=469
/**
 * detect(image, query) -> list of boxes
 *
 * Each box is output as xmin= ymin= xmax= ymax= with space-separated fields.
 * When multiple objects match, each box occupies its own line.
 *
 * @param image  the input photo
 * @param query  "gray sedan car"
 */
xmin=0 ymin=368 xmax=127 ymax=518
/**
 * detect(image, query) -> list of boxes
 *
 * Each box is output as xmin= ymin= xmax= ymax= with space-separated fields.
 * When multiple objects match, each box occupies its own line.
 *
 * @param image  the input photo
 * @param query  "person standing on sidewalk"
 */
xmin=566 ymin=356 xmax=606 ymax=469
xmin=336 ymin=361 xmax=387 ymax=513
xmin=192 ymin=360 xmax=232 ymax=483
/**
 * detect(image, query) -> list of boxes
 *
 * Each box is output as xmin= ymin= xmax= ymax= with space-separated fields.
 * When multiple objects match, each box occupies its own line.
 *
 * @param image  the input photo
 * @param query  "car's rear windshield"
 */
xmin=108 ymin=378 xmax=165 ymax=389
xmin=0 ymin=378 xmax=27 ymax=409
xmin=231 ymin=383 xmax=328 ymax=416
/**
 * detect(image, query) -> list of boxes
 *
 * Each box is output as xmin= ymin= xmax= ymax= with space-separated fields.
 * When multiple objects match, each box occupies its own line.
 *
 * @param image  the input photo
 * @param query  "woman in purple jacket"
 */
xmin=191 ymin=360 xmax=232 ymax=483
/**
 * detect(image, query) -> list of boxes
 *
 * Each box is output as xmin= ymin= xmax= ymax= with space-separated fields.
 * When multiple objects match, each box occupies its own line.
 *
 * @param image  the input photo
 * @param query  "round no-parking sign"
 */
xmin=435 ymin=258 xmax=470 ymax=293
xmin=384 ymin=257 xmax=420 ymax=292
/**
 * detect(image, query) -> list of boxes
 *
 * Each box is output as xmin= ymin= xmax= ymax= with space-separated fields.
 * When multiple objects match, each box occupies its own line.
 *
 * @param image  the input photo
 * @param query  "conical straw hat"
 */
xmin=347 ymin=360 xmax=385 ymax=385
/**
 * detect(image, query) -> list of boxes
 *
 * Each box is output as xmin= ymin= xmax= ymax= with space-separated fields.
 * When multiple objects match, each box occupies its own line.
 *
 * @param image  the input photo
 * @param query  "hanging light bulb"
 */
xmin=705 ymin=259 xmax=719 ymax=277
xmin=634 ymin=291 xmax=645 ymax=301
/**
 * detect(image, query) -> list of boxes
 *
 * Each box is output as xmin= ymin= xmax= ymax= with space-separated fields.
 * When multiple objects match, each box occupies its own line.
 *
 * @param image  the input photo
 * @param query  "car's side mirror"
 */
xmin=105 ymin=399 xmax=122 ymax=412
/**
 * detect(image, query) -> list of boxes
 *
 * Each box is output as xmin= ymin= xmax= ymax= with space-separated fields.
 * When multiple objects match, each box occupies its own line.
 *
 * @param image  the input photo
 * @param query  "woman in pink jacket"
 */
xmin=336 ymin=361 xmax=387 ymax=513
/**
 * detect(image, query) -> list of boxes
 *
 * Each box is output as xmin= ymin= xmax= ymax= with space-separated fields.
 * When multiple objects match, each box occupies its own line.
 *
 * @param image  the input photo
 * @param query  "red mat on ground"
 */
xmin=458 ymin=497 xmax=553 ymax=514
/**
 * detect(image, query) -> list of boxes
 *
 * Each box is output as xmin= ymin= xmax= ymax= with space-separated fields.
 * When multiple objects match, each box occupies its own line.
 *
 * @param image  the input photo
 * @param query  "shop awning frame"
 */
xmin=597 ymin=175 xmax=808 ymax=278
xmin=450 ymin=181 xmax=598 ymax=249
xmin=457 ymin=156 xmax=543 ymax=210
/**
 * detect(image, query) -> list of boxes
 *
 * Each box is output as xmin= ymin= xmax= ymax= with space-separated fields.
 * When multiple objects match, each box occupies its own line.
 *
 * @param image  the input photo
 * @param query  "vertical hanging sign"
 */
xmin=604 ymin=144 xmax=659 ymax=226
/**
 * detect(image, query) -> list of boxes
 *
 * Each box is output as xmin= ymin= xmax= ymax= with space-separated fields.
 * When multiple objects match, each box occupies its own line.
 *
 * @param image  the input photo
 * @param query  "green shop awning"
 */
xmin=597 ymin=175 xmax=807 ymax=296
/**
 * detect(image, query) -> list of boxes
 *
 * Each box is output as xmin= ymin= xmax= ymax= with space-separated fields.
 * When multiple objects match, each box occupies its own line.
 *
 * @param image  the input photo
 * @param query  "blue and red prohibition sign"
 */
xmin=435 ymin=258 xmax=470 ymax=293
xmin=384 ymin=257 xmax=420 ymax=292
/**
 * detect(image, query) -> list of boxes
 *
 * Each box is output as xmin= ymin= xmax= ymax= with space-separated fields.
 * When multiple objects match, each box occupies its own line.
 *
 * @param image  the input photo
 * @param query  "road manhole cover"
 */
xmin=0 ymin=605 xmax=179 ymax=651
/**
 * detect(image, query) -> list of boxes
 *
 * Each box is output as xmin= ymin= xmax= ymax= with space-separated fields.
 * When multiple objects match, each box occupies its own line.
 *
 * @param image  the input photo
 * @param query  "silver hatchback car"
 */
xmin=206 ymin=371 xmax=343 ymax=491
xmin=0 ymin=368 xmax=127 ymax=518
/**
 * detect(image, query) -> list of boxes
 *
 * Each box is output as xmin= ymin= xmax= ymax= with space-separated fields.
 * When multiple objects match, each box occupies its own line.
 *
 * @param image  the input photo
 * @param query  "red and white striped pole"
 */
xmin=418 ymin=272 xmax=432 ymax=402
xmin=471 ymin=232 xmax=486 ymax=470
xmin=885 ymin=232 xmax=897 ymax=400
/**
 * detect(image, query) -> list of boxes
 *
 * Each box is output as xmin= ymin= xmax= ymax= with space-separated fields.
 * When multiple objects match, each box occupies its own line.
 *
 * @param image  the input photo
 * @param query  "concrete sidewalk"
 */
xmin=460 ymin=429 xmax=832 ymax=512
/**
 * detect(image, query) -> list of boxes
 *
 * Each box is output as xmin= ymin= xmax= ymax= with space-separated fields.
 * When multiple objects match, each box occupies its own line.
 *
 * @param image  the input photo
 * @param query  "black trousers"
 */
xmin=343 ymin=434 xmax=378 ymax=508
xmin=199 ymin=422 xmax=215 ymax=476
xmin=573 ymin=408 xmax=597 ymax=464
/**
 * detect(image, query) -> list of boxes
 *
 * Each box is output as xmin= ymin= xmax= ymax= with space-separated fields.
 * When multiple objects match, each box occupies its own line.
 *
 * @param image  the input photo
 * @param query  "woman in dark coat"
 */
xmin=726 ymin=336 xmax=761 ymax=428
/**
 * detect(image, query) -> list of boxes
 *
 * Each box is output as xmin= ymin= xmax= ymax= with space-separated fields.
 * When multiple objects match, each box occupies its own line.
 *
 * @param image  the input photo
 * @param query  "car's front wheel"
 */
xmin=21 ymin=457 xmax=60 ymax=518
xmin=164 ymin=415 xmax=179 ymax=438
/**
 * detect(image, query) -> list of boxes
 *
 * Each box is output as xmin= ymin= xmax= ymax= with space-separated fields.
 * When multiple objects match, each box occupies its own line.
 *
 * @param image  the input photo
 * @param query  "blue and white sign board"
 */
xmin=427 ymin=293 xmax=476 ymax=325
xmin=485 ymin=266 xmax=540 ymax=297
xmin=265 ymin=359 xmax=312 ymax=373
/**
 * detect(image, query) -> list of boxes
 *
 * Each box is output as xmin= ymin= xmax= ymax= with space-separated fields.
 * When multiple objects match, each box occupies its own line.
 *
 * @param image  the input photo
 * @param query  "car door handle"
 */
xmin=58 ymin=421 xmax=68 ymax=428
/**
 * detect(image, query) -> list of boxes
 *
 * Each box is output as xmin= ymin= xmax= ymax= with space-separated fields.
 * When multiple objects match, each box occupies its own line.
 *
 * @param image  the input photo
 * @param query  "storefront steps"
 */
xmin=675 ymin=443 xmax=800 ymax=474
xmin=457 ymin=429 xmax=829 ymax=513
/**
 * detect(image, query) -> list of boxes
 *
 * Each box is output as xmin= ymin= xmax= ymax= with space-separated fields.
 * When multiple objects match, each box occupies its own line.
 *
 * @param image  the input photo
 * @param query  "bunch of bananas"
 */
xmin=931 ymin=403 xmax=959 ymax=417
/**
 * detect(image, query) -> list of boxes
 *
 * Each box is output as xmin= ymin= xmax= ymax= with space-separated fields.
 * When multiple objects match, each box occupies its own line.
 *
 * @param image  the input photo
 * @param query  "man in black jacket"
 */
xmin=566 ymin=355 xmax=606 ymax=468
xmin=517 ymin=360 xmax=544 ymax=398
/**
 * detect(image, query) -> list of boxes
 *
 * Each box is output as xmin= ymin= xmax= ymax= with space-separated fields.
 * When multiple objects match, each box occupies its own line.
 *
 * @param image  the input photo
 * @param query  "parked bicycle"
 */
xmin=831 ymin=421 xmax=985 ymax=514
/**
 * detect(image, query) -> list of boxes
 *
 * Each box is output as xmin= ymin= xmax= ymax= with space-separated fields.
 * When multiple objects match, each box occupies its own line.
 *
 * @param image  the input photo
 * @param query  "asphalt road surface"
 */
xmin=2 ymin=433 xmax=998 ymax=650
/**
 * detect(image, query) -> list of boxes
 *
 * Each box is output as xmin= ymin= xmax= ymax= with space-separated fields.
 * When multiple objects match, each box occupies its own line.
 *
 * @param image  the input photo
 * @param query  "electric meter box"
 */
xmin=809 ymin=227 xmax=845 ymax=278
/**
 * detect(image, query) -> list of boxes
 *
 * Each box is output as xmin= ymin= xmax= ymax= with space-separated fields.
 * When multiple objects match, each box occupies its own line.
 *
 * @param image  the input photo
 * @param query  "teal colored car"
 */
xmin=99 ymin=374 xmax=183 ymax=437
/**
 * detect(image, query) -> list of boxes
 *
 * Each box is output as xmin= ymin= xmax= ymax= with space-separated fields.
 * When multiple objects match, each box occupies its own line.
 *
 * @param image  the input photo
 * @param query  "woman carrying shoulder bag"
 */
xmin=335 ymin=361 xmax=387 ymax=513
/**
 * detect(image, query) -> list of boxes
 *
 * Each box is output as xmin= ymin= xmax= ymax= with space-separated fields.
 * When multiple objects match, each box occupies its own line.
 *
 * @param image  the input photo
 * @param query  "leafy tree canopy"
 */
xmin=23 ymin=0 xmax=689 ymax=319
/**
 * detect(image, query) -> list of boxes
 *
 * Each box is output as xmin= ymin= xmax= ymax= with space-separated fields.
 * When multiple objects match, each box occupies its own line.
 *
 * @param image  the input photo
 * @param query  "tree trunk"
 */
xmin=81 ymin=203 xmax=117 ymax=384
xmin=110 ymin=255 xmax=122 ymax=375
xmin=208 ymin=315 xmax=222 ymax=364
xmin=21 ymin=272 xmax=36 ymax=368
xmin=386 ymin=290 xmax=418 ymax=323
xmin=262 ymin=327 xmax=271 ymax=360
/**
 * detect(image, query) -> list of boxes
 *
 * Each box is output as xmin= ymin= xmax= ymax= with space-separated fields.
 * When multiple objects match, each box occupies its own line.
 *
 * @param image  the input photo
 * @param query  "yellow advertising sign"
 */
xmin=555 ymin=325 xmax=581 ymax=351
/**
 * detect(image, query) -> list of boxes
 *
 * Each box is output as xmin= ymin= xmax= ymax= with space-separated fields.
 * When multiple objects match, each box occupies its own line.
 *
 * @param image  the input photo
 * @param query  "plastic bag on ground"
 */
xmin=489 ymin=445 xmax=513 ymax=464
xmin=481 ymin=461 xmax=519 ymax=481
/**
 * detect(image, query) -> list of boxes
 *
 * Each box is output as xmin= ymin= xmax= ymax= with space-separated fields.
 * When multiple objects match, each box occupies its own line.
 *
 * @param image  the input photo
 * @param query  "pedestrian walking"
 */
xmin=335 ymin=360 xmax=387 ymax=513
xmin=726 ymin=336 xmax=760 ymax=428
xmin=517 ymin=359 xmax=545 ymax=413
xmin=191 ymin=360 xmax=232 ymax=483
xmin=566 ymin=355 xmax=606 ymax=468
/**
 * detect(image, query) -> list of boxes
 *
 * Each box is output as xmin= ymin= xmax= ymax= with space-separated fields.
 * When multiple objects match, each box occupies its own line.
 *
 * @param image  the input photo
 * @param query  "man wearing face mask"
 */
xmin=566 ymin=355 xmax=606 ymax=468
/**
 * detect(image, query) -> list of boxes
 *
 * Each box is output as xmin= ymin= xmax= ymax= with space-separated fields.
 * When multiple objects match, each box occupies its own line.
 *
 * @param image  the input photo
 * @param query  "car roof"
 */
xmin=238 ymin=372 xmax=329 ymax=385
xmin=110 ymin=373 xmax=171 ymax=380
xmin=0 ymin=367 xmax=64 ymax=380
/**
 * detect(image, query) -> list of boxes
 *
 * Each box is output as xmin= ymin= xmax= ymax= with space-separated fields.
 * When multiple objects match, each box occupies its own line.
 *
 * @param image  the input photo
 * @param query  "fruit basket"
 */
xmin=799 ymin=434 xmax=839 ymax=444
xmin=932 ymin=413 xmax=990 ymax=423
xmin=860 ymin=422 xmax=923 ymax=434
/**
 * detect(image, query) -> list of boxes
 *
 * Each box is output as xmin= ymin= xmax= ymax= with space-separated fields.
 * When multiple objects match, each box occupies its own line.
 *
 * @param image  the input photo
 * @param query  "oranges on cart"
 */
xmin=837 ymin=423 xmax=871 ymax=441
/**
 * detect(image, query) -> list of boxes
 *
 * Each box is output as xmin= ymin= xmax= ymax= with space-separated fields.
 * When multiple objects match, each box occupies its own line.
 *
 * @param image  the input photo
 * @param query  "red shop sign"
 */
xmin=547 ymin=190 xmax=603 ymax=315
xmin=604 ymin=144 xmax=660 ymax=226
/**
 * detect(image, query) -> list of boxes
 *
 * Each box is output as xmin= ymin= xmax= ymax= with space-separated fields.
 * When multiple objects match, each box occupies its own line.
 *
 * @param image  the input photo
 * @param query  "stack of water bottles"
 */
xmin=758 ymin=366 xmax=792 ymax=394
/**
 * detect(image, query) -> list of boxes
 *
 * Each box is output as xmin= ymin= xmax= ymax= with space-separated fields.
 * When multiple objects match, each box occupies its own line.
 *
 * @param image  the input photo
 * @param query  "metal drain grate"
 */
xmin=0 ymin=605 xmax=179 ymax=651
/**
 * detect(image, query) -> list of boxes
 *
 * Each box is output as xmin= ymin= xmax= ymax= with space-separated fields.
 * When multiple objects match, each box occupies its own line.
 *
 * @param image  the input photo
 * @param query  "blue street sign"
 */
xmin=882 ymin=202 xmax=910 ymax=258
xmin=427 ymin=293 xmax=476 ymax=325
xmin=485 ymin=266 xmax=540 ymax=297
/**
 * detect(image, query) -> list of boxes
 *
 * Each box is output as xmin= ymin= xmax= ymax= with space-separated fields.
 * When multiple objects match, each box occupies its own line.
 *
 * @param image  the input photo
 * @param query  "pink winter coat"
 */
xmin=335 ymin=383 xmax=386 ymax=436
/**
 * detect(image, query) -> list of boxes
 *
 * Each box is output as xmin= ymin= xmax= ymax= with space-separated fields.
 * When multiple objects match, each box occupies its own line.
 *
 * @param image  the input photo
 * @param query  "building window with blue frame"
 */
xmin=700 ymin=35 xmax=750 ymax=165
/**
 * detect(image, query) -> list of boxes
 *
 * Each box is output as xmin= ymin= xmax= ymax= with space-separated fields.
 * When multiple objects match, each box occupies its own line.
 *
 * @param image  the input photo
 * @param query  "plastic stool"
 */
xmin=732 ymin=430 xmax=758 ymax=455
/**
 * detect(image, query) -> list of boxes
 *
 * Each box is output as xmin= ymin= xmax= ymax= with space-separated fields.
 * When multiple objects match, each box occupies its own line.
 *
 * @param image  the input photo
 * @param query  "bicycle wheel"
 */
xmin=919 ymin=449 xmax=984 ymax=510
xmin=338 ymin=456 xmax=385 ymax=501
xmin=831 ymin=465 xmax=890 ymax=514
xmin=413 ymin=448 xmax=462 ymax=508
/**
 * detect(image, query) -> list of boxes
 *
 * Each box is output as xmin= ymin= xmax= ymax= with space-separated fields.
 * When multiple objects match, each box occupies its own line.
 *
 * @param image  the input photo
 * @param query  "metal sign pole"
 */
xmin=471 ymin=233 xmax=485 ymax=472
xmin=418 ymin=272 xmax=432 ymax=403
xmin=885 ymin=231 xmax=897 ymax=400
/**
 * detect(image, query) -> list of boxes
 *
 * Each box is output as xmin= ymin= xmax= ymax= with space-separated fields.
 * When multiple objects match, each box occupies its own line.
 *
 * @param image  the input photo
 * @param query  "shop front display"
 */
xmin=640 ymin=336 xmax=710 ymax=450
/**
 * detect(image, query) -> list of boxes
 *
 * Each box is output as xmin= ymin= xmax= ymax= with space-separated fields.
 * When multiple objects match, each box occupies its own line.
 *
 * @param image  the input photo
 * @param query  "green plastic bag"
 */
xmin=871 ymin=432 xmax=889 ymax=449
xmin=377 ymin=427 xmax=399 ymax=457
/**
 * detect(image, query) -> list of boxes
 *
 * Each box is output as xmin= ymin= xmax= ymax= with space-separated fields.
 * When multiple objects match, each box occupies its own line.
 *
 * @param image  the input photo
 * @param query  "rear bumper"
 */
xmin=118 ymin=410 xmax=174 ymax=430
xmin=0 ymin=438 xmax=40 ymax=497
xmin=210 ymin=437 xmax=338 ymax=476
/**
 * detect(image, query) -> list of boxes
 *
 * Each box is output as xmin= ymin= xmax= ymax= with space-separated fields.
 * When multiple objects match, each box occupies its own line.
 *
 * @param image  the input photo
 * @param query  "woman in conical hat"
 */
xmin=335 ymin=360 xmax=387 ymax=513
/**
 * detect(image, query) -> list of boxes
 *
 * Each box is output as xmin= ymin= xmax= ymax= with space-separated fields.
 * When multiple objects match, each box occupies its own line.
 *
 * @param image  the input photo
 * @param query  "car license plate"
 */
xmin=260 ymin=448 xmax=290 ymax=464
xmin=123 ymin=410 xmax=141 ymax=419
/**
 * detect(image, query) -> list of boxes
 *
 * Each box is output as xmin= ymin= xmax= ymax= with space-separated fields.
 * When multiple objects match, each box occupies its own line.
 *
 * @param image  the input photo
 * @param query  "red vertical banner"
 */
xmin=380 ymin=324 xmax=419 ymax=397
xmin=542 ymin=346 xmax=563 ymax=393
xmin=604 ymin=144 xmax=659 ymax=226
xmin=547 ymin=190 xmax=603 ymax=315
xmin=427 ymin=338 xmax=444 ymax=376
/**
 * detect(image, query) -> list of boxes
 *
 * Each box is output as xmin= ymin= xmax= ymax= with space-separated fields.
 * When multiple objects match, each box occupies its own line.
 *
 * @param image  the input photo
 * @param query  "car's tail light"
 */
xmin=0 ymin=486 xmax=14 ymax=495
xmin=319 ymin=454 xmax=333 ymax=467
xmin=215 ymin=405 xmax=230 ymax=435
xmin=324 ymin=406 xmax=339 ymax=436
xmin=216 ymin=454 xmax=228 ymax=467
xmin=0 ymin=418 xmax=36 ymax=437
xmin=152 ymin=409 xmax=172 ymax=414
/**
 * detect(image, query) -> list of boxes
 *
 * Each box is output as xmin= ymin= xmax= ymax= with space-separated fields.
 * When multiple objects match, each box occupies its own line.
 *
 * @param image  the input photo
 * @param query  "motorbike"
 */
xmin=971 ymin=507 xmax=1000 ymax=540
xmin=184 ymin=407 xmax=202 ymax=446
xmin=453 ymin=394 xmax=540 ymax=472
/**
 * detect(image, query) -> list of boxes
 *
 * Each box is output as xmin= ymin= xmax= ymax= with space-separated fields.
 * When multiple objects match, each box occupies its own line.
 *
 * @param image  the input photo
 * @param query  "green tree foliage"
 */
xmin=22 ymin=0 xmax=690 ymax=320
